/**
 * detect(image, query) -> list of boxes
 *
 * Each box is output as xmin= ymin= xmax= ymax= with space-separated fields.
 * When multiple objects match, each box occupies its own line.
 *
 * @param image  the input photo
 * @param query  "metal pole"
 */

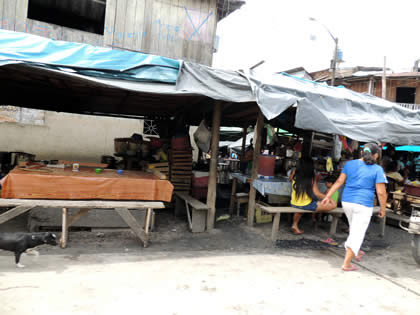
xmin=331 ymin=38 xmax=338 ymax=86
xmin=382 ymin=56 xmax=387 ymax=99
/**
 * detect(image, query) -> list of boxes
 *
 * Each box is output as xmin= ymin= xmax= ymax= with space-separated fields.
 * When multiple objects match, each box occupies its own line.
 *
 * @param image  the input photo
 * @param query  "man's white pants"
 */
xmin=342 ymin=201 xmax=373 ymax=256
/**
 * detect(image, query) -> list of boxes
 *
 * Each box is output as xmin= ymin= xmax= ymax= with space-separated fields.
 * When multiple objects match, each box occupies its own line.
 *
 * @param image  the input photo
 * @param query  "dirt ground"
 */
xmin=1 ymin=209 xmax=419 ymax=315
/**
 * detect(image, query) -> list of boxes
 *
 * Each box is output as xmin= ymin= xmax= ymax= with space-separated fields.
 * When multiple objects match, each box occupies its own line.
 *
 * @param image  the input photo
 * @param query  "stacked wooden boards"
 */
xmin=148 ymin=162 xmax=169 ymax=178
xmin=169 ymin=149 xmax=193 ymax=193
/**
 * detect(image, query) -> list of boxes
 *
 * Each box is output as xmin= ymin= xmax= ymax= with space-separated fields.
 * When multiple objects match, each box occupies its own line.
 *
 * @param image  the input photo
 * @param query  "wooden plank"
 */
xmin=115 ymin=207 xmax=148 ymax=247
xmin=229 ymin=177 xmax=238 ymax=214
xmin=147 ymin=168 xmax=167 ymax=179
xmin=61 ymin=27 xmax=84 ymax=44
xmin=149 ymin=162 xmax=169 ymax=167
xmin=203 ymin=0 xmax=216 ymax=65
xmin=144 ymin=208 xmax=152 ymax=235
xmin=329 ymin=214 xmax=340 ymax=235
xmin=149 ymin=0 xmax=162 ymax=54
xmin=174 ymin=0 xmax=186 ymax=60
xmin=103 ymin=0 xmax=117 ymax=47
xmin=0 ymin=0 xmax=4 ymax=24
xmin=206 ymin=101 xmax=221 ymax=230
xmin=247 ymin=109 xmax=264 ymax=226
xmin=113 ymin=0 xmax=128 ymax=49
xmin=165 ymin=0 xmax=179 ymax=59
xmin=0 ymin=205 xmax=34 ymax=225
xmin=123 ymin=0 xmax=138 ymax=50
xmin=271 ymin=213 xmax=281 ymax=241
xmin=176 ymin=192 xmax=208 ymax=209
xmin=184 ymin=199 xmax=193 ymax=230
xmin=0 ymin=199 xmax=165 ymax=209
xmin=2 ymin=0 xmax=16 ymax=31
xmin=61 ymin=208 xmax=68 ymax=248
xmin=157 ymin=0 xmax=171 ymax=57
xmin=133 ymin=0 xmax=146 ymax=51
xmin=191 ymin=208 xmax=206 ymax=232
xmin=141 ymin=0 xmax=153 ymax=52
xmin=26 ymin=19 xmax=62 ymax=40
xmin=195 ymin=0 xmax=210 ymax=64
xmin=82 ymin=32 xmax=103 ymax=46
xmin=260 ymin=206 xmax=384 ymax=215
xmin=14 ymin=0 xmax=28 ymax=32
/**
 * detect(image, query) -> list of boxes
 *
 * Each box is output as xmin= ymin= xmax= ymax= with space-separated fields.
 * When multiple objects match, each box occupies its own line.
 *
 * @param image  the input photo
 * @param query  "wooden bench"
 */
xmin=231 ymin=192 xmax=249 ymax=217
xmin=0 ymin=199 xmax=164 ymax=248
xmin=258 ymin=204 xmax=388 ymax=241
xmin=174 ymin=192 xmax=209 ymax=233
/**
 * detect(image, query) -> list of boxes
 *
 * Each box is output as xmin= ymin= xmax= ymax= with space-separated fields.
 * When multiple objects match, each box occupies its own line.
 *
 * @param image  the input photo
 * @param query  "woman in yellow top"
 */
xmin=289 ymin=157 xmax=337 ymax=234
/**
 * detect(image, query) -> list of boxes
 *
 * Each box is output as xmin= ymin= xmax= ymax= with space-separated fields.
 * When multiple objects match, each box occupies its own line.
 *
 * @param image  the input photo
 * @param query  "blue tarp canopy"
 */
xmin=396 ymin=146 xmax=420 ymax=152
xmin=0 ymin=29 xmax=180 ymax=84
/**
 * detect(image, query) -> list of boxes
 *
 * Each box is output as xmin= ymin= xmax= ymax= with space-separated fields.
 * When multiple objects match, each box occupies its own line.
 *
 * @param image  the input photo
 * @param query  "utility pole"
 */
xmin=382 ymin=56 xmax=387 ymax=99
xmin=309 ymin=17 xmax=339 ymax=87
xmin=331 ymin=38 xmax=338 ymax=86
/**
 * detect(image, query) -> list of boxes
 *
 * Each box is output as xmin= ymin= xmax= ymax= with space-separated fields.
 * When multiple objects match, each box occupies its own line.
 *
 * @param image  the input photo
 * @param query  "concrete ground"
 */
xmin=1 ymin=210 xmax=419 ymax=315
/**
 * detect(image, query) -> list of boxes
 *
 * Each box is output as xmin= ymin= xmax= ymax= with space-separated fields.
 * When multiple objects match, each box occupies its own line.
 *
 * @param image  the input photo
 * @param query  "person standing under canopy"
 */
xmin=322 ymin=143 xmax=387 ymax=271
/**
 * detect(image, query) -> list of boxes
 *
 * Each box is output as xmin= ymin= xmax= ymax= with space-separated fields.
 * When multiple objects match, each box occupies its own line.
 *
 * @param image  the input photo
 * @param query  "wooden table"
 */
xmin=0 ymin=199 xmax=164 ymax=248
xmin=1 ymin=167 xmax=173 ymax=202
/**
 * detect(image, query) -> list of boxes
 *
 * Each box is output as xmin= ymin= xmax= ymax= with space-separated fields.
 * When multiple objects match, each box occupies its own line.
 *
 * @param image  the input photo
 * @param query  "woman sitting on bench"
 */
xmin=290 ymin=157 xmax=337 ymax=234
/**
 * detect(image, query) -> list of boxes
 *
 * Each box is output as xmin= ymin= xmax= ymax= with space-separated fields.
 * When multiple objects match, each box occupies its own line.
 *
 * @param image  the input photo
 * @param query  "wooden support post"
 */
xmin=61 ymin=208 xmax=68 ymax=249
xmin=329 ymin=214 xmax=340 ymax=236
xmin=229 ymin=178 xmax=238 ymax=214
xmin=271 ymin=213 xmax=281 ymax=241
xmin=115 ymin=208 xmax=148 ymax=247
xmin=206 ymin=101 xmax=222 ymax=230
xmin=240 ymin=125 xmax=247 ymax=159
xmin=247 ymin=109 xmax=264 ymax=226
xmin=144 ymin=208 xmax=152 ymax=235
xmin=0 ymin=205 xmax=34 ymax=225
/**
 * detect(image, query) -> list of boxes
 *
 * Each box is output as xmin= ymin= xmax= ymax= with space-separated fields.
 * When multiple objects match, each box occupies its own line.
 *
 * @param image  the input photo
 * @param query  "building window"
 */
xmin=396 ymin=87 xmax=416 ymax=104
xmin=28 ymin=0 xmax=106 ymax=35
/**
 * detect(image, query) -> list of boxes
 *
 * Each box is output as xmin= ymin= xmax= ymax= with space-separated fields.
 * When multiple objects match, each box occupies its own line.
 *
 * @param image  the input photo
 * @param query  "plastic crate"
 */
xmin=255 ymin=207 xmax=272 ymax=224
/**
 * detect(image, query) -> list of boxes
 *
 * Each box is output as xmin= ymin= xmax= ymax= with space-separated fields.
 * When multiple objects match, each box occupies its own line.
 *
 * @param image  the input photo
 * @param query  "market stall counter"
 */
xmin=1 ymin=167 xmax=173 ymax=201
xmin=0 ymin=167 xmax=174 ymax=247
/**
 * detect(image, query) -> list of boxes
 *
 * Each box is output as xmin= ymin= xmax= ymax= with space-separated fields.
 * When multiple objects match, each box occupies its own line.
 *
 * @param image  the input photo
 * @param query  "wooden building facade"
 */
xmin=0 ymin=0 xmax=244 ymax=66
xmin=311 ymin=67 xmax=420 ymax=109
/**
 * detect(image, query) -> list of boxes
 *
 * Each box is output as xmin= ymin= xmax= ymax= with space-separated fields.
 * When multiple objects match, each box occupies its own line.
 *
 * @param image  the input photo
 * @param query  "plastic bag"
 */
xmin=194 ymin=120 xmax=211 ymax=153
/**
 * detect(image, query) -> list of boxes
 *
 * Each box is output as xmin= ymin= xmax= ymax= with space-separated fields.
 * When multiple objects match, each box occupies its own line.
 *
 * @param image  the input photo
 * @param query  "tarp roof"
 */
xmin=0 ymin=30 xmax=257 ymax=126
xmin=178 ymin=62 xmax=420 ymax=145
xmin=1 ymin=30 xmax=420 ymax=145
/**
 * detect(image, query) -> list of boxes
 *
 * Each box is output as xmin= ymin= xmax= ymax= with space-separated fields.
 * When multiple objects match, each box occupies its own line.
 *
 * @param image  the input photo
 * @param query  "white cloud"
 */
xmin=213 ymin=0 xmax=420 ymax=73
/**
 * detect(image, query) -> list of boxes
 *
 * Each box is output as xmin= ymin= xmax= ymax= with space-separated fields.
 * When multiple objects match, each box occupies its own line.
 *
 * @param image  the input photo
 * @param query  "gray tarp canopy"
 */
xmin=1 ymin=49 xmax=420 ymax=144
xmin=177 ymin=62 xmax=420 ymax=145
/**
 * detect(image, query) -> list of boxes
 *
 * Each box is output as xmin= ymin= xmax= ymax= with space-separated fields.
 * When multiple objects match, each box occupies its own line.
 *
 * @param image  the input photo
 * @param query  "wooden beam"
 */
xmin=206 ymin=101 xmax=222 ymax=230
xmin=247 ymin=109 xmax=264 ymax=226
xmin=241 ymin=124 xmax=247 ymax=160
xmin=115 ymin=207 xmax=149 ymax=247
xmin=0 ymin=205 xmax=34 ymax=225
xmin=0 ymin=199 xmax=164 ymax=209
xmin=61 ymin=208 xmax=68 ymax=249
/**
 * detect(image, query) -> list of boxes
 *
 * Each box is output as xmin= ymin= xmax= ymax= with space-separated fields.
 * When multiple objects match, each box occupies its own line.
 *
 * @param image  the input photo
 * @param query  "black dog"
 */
xmin=0 ymin=232 xmax=58 ymax=268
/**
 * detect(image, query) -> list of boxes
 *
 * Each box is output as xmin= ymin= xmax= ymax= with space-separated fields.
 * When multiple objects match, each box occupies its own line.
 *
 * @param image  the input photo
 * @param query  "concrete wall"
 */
xmin=0 ymin=111 xmax=144 ymax=163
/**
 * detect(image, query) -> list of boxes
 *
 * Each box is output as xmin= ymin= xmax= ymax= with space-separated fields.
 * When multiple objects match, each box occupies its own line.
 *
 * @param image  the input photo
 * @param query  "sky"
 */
xmin=213 ymin=0 xmax=420 ymax=74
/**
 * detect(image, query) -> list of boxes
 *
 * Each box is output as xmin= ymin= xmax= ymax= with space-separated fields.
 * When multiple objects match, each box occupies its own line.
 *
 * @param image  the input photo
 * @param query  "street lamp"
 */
xmin=309 ymin=17 xmax=339 ymax=86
